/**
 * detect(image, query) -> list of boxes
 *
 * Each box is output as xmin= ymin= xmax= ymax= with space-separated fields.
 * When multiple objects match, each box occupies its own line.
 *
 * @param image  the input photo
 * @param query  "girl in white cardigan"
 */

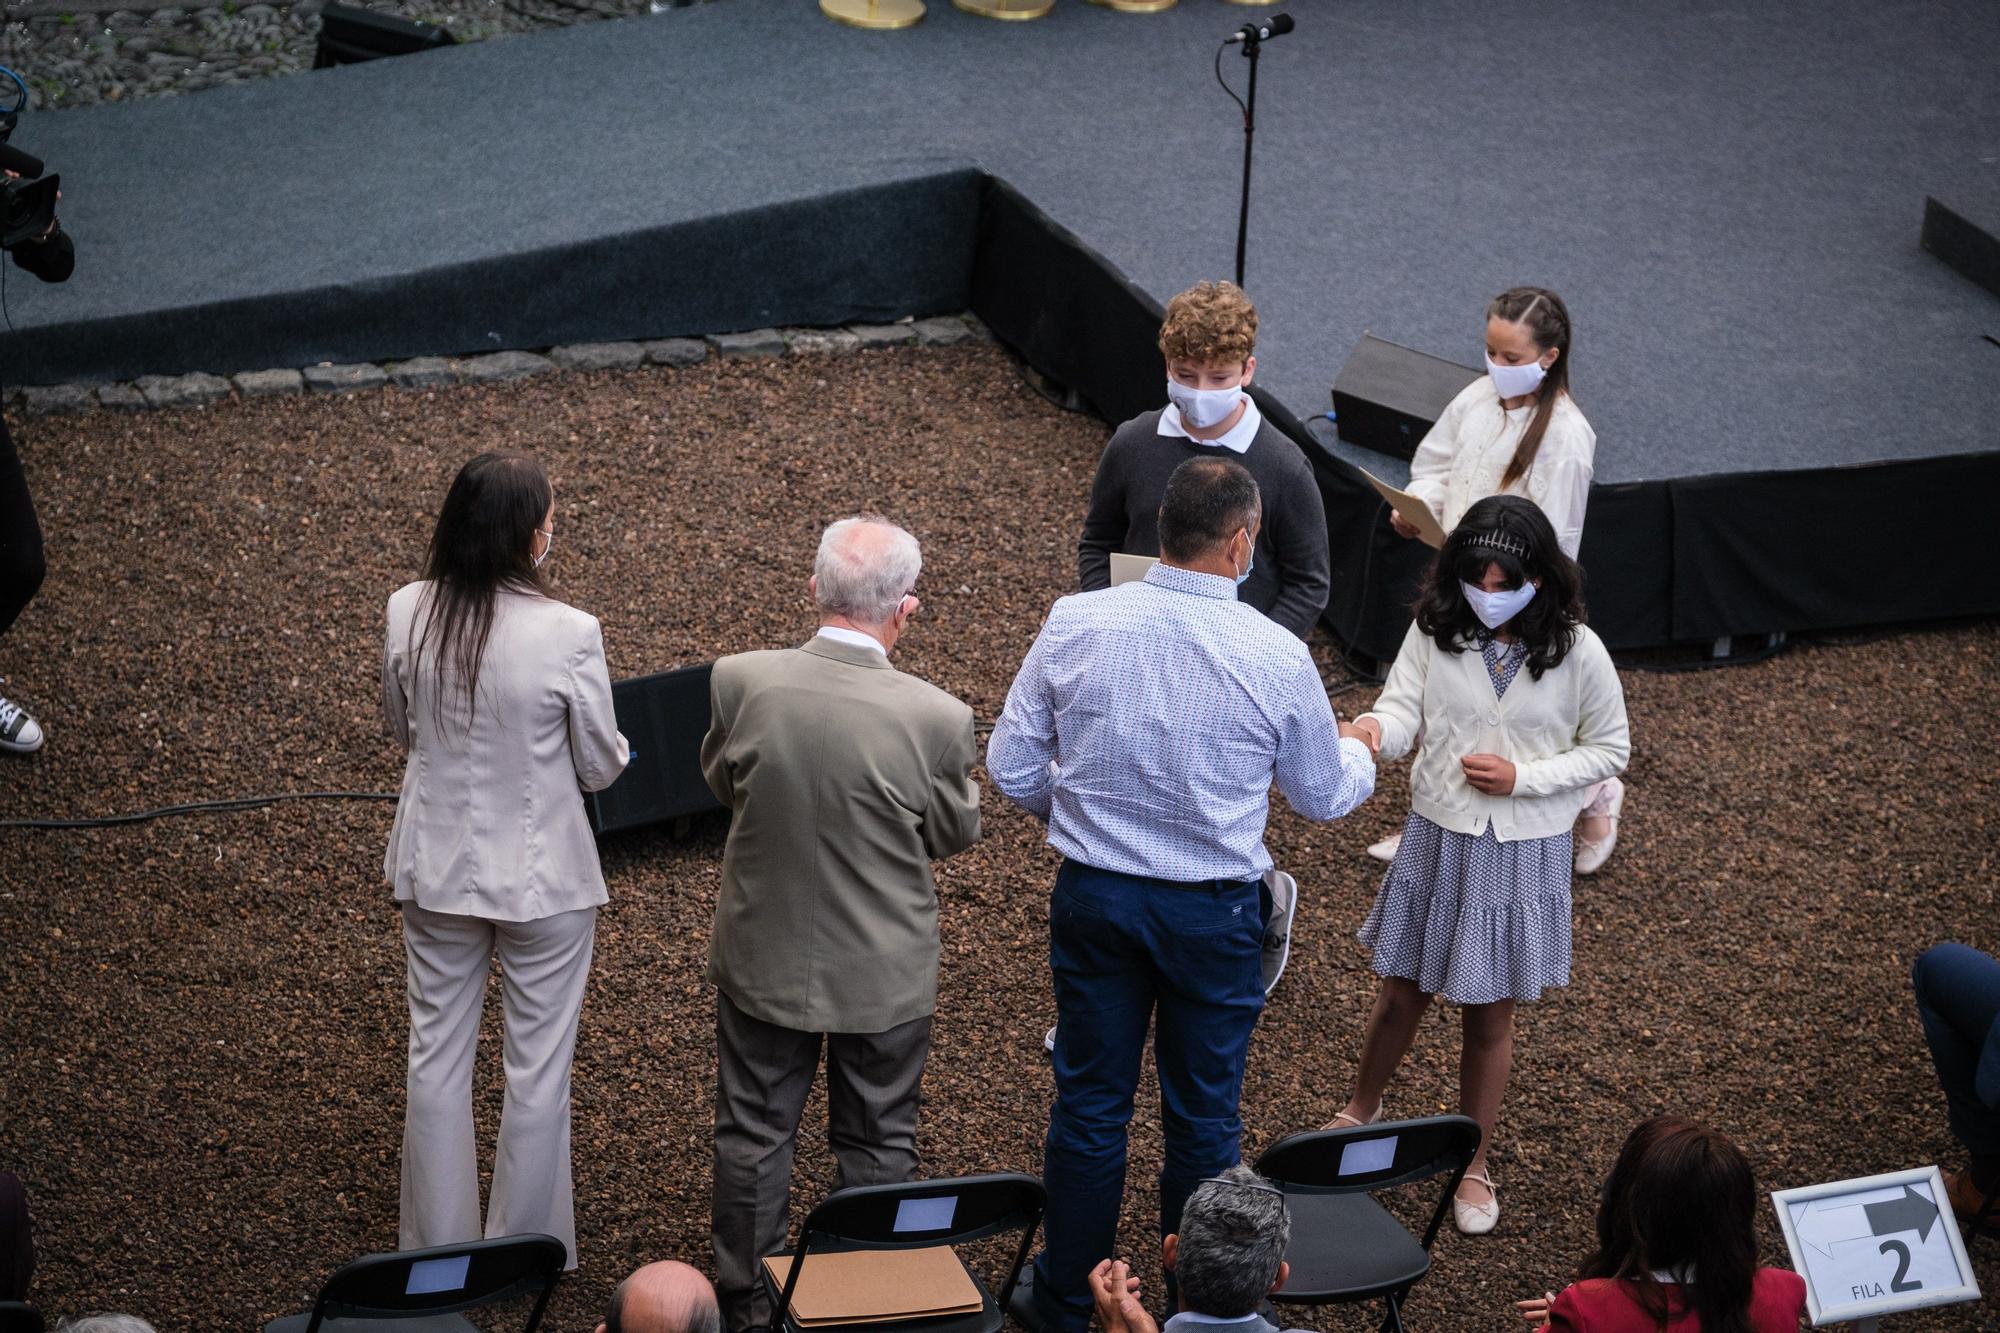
xmin=1334 ymin=495 xmax=1629 ymax=1236
xmin=1376 ymin=286 xmax=1627 ymax=874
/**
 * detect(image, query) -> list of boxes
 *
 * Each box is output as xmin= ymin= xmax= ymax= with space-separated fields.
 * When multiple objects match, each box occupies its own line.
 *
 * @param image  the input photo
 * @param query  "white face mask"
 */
xmin=1166 ymin=377 xmax=1245 ymax=430
xmin=1461 ymin=579 xmax=1537 ymax=630
xmin=532 ymin=528 xmax=554 ymax=570
xmin=1485 ymin=355 xmax=1547 ymax=401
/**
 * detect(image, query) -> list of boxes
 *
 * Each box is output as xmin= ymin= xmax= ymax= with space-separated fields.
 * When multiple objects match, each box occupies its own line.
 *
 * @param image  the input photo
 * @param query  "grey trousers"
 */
xmin=399 ymin=902 xmax=597 ymax=1270
xmin=712 ymin=991 xmax=931 ymax=1333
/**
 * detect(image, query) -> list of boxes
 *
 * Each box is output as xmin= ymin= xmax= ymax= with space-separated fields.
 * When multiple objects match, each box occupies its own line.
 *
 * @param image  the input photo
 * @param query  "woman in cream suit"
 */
xmin=382 ymin=451 xmax=629 ymax=1268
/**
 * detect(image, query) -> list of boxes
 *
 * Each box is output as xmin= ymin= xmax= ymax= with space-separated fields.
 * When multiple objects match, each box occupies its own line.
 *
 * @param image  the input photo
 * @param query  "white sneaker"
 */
xmin=1043 ymin=1024 xmax=1056 ymax=1056
xmin=1574 ymin=778 xmax=1626 ymax=876
xmin=1366 ymin=831 xmax=1402 ymax=863
xmin=0 ymin=687 xmax=44 ymax=753
xmin=1261 ymin=868 xmax=1298 ymax=997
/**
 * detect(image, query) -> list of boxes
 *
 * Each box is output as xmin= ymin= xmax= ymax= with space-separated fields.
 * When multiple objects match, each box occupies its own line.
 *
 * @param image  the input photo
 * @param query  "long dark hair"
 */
xmin=1488 ymin=286 xmax=1573 ymax=490
xmin=1411 ymin=494 xmax=1583 ymax=679
xmin=413 ymin=451 xmax=552 ymax=726
xmin=1576 ymin=1117 xmax=1762 ymax=1333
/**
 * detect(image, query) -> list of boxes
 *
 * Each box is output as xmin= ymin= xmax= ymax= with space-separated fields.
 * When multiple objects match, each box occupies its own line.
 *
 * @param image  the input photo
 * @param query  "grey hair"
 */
xmin=57 ymin=1318 xmax=159 ymax=1333
xmin=1175 ymin=1165 xmax=1291 ymax=1319
xmin=813 ymin=516 xmax=921 ymax=625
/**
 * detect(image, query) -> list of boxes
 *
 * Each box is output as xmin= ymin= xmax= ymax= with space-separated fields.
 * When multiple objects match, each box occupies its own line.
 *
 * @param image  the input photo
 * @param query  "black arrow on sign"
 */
xmin=1865 ymin=1185 xmax=1939 ymax=1243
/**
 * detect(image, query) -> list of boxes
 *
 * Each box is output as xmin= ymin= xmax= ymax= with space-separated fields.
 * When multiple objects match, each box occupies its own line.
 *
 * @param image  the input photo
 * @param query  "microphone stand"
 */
xmin=1233 ymin=31 xmax=1263 ymax=289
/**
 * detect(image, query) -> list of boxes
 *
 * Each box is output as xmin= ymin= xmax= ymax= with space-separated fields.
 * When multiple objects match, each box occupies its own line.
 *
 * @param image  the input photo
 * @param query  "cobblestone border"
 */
xmin=8 ymin=313 xmax=992 ymax=416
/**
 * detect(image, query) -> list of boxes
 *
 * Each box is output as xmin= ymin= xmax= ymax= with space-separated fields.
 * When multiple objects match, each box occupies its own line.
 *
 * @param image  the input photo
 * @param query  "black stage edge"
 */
xmin=1923 ymin=194 xmax=2000 ymax=302
xmin=8 ymin=170 xmax=984 ymax=383
xmin=969 ymin=174 xmax=1997 ymax=659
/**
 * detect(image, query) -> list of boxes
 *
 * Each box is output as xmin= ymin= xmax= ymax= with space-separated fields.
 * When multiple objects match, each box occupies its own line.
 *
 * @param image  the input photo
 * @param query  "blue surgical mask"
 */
xmin=1461 ymin=579 xmax=1535 ymax=630
xmin=1235 ymin=537 xmax=1255 ymax=587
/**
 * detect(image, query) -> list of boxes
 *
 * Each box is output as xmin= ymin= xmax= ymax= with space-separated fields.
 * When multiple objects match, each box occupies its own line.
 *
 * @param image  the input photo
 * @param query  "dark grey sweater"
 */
xmin=1077 ymin=408 xmax=1330 ymax=638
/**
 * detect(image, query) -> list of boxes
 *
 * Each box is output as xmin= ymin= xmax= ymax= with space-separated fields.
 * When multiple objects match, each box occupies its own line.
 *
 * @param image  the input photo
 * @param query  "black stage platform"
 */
xmin=5 ymin=0 xmax=1997 ymax=654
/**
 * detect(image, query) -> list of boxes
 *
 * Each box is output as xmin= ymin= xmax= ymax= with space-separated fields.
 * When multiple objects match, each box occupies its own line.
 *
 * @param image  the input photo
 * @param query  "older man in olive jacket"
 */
xmin=701 ymin=515 xmax=981 ymax=1333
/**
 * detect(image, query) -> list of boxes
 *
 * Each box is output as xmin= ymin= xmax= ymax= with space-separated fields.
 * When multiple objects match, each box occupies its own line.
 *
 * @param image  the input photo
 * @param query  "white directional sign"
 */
xmin=1772 ymin=1167 xmax=1981 ymax=1325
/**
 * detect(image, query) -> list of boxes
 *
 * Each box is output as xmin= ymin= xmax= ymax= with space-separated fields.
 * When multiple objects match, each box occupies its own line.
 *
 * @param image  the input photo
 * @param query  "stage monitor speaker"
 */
xmin=1330 ymin=333 xmax=1480 ymax=461
xmin=1922 ymin=194 xmax=2000 ymax=301
xmin=586 ymin=662 xmax=725 ymax=836
xmin=313 ymin=3 xmax=456 ymax=69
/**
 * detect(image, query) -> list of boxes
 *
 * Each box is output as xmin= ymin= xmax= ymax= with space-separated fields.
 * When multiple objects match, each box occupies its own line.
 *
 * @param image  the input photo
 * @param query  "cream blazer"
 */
xmin=1360 ymin=621 xmax=1629 ymax=842
xmin=382 ymin=581 xmax=629 ymax=921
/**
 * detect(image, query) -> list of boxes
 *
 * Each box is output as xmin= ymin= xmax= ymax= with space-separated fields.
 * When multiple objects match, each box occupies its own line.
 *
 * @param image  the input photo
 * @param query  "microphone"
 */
xmin=1225 ymin=12 xmax=1293 ymax=44
xmin=0 ymin=142 xmax=43 ymax=179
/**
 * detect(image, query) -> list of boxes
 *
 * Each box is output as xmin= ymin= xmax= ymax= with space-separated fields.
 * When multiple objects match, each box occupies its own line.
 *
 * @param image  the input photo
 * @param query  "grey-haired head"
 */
xmin=1172 ymin=1164 xmax=1291 ymax=1319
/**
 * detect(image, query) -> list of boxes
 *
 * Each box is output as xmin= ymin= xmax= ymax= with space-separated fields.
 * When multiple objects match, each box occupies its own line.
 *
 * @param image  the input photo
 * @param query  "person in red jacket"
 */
xmin=1515 ymin=1116 xmax=1806 ymax=1332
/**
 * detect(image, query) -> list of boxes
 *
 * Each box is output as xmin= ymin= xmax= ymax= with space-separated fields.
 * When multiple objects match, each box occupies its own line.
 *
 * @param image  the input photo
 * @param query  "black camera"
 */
xmin=0 ymin=70 xmax=57 ymax=252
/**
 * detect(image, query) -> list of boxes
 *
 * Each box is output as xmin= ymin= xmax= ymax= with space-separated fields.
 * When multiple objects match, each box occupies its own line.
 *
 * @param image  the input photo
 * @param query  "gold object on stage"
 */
xmin=821 ymin=0 xmax=925 ymax=28
xmin=953 ymin=0 xmax=1054 ymax=18
xmin=1086 ymin=0 xmax=1178 ymax=12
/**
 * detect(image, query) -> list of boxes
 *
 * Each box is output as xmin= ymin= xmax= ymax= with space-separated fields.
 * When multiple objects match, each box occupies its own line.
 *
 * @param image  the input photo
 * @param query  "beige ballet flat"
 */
xmin=1321 ymin=1104 xmax=1386 ymax=1132
xmin=1453 ymin=1169 xmax=1499 ymax=1235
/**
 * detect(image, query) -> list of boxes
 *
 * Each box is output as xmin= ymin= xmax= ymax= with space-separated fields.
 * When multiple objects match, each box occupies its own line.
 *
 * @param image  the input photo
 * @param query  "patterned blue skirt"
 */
xmin=1357 ymin=812 xmax=1573 ymax=1005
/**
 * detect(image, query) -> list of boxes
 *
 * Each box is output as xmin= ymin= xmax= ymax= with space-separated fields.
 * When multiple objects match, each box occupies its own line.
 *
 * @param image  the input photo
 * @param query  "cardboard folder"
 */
xmin=1109 ymin=552 xmax=1159 ymax=586
xmin=1357 ymin=467 xmax=1447 ymax=549
xmin=762 ymin=1247 xmax=984 ymax=1326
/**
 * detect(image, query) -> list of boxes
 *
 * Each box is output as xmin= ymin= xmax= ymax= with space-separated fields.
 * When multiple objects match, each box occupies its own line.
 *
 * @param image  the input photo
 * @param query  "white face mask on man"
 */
xmin=1166 ymin=378 xmax=1244 ymax=430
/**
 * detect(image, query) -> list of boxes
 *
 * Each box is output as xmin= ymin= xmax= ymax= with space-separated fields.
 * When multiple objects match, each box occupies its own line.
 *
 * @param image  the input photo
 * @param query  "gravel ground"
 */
xmin=0 ymin=0 xmax=697 ymax=110
xmin=0 ymin=344 xmax=1995 ymax=1330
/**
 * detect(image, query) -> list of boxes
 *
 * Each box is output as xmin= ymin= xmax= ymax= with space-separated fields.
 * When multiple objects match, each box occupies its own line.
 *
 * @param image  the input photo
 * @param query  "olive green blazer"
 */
xmin=701 ymin=636 xmax=980 ymax=1033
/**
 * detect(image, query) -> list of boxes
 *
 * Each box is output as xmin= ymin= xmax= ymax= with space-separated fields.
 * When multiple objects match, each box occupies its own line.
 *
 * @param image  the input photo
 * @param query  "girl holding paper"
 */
xmin=1330 ymin=496 xmax=1630 ymax=1235
xmin=1376 ymin=287 xmax=1626 ymax=874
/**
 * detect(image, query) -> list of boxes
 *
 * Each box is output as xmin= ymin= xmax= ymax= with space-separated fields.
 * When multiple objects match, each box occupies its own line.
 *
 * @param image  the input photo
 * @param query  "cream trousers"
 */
xmin=398 ymin=902 xmax=597 ymax=1269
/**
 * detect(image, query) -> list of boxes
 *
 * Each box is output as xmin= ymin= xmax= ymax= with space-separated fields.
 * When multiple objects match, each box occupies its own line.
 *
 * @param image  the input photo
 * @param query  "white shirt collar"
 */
xmin=1165 ymin=1314 xmax=1268 ymax=1328
xmin=1158 ymin=397 xmax=1262 ymax=455
xmin=815 ymin=625 xmax=887 ymax=656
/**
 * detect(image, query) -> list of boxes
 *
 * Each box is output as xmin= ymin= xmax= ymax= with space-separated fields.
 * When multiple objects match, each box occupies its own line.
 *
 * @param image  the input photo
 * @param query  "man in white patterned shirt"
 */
xmin=988 ymin=457 xmax=1376 ymax=1333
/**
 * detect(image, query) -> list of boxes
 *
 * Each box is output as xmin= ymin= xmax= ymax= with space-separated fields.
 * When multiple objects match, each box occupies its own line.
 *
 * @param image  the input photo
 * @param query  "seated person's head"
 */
xmin=56 ymin=1318 xmax=158 ymax=1333
xmin=1157 ymin=457 xmax=1260 ymax=577
xmin=597 ymin=1261 xmax=720 ymax=1333
xmin=1159 ymin=283 xmax=1259 ymax=418
xmin=1583 ymin=1116 xmax=1759 ymax=1325
xmin=1163 ymin=1166 xmax=1291 ymax=1317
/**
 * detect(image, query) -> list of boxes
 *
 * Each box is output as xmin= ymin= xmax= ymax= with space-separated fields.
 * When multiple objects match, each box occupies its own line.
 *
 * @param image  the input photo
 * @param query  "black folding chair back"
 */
xmin=263 ymin=1233 xmax=566 ymax=1333
xmin=763 ymin=1173 xmax=1045 ymax=1333
xmin=1255 ymin=1116 xmax=1481 ymax=1333
xmin=0 ymin=1301 xmax=43 ymax=1333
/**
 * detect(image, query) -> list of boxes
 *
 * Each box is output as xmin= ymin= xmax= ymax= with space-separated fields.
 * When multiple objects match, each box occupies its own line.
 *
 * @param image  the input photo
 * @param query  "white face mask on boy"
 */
xmin=1166 ymin=378 xmax=1244 ymax=430
xmin=1485 ymin=355 xmax=1547 ymax=401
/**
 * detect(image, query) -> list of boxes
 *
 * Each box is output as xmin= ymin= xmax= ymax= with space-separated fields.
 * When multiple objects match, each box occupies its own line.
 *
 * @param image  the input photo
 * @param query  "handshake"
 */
xmin=1337 ymin=714 xmax=1381 ymax=757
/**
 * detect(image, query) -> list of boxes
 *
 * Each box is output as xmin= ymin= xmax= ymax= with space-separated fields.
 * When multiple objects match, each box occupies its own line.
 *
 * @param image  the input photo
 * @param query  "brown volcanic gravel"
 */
xmin=0 ymin=344 xmax=1996 ymax=1331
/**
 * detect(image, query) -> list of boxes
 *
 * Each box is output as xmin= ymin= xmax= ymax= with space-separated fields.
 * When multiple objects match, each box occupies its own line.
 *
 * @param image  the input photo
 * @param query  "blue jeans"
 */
xmin=1032 ymin=859 xmax=1265 ymax=1333
xmin=1914 ymin=943 xmax=2000 ymax=1161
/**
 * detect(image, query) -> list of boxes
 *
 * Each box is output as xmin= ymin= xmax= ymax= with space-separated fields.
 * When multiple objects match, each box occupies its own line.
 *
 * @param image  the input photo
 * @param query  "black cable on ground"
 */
xmin=0 ymin=789 xmax=398 ymax=831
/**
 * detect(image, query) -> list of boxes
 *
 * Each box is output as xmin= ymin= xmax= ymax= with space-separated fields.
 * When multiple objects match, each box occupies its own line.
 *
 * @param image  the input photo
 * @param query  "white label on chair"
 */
xmin=405 ymin=1254 xmax=473 ymax=1295
xmin=1338 ymin=1136 xmax=1397 ymax=1176
xmin=894 ymin=1196 xmax=958 ymax=1233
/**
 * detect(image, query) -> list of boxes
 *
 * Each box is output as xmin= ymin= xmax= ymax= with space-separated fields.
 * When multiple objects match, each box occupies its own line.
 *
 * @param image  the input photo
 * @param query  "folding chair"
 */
xmin=0 ymin=1301 xmax=43 ymax=1333
xmin=762 ymin=1174 xmax=1044 ymax=1333
xmin=1255 ymin=1115 xmax=1481 ymax=1333
xmin=262 ymin=1233 xmax=566 ymax=1333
